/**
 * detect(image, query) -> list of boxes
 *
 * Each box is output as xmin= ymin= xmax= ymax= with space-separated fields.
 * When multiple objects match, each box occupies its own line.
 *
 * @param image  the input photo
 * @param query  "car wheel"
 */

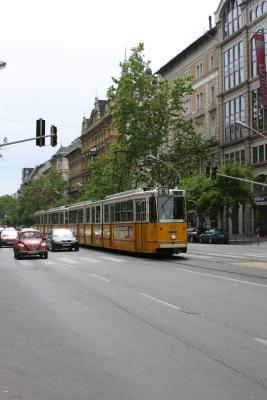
xmin=75 ymin=247 xmax=79 ymax=251
xmin=14 ymin=252 xmax=17 ymax=259
xmin=43 ymin=253 xmax=48 ymax=259
xmin=49 ymin=243 xmax=55 ymax=252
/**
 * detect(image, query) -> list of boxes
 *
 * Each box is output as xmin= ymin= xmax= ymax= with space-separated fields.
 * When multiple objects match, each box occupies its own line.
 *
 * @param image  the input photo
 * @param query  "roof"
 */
xmin=155 ymin=26 xmax=217 ymax=75
xmin=65 ymin=137 xmax=81 ymax=156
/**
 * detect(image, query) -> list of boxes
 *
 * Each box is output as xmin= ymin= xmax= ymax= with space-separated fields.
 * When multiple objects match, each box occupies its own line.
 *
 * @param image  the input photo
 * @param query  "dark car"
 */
xmin=187 ymin=227 xmax=200 ymax=243
xmin=199 ymin=228 xmax=229 ymax=244
xmin=0 ymin=227 xmax=18 ymax=247
xmin=13 ymin=228 xmax=48 ymax=259
xmin=46 ymin=228 xmax=79 ymax=251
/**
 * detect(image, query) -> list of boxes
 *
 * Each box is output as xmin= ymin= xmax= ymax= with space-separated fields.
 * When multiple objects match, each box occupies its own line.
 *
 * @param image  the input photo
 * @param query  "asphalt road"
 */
xmin=0 ymin=243 xmax=266 ymax=400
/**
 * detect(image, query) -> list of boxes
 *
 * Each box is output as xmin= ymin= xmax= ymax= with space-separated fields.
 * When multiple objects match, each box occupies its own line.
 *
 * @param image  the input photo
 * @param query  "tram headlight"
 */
xmin=170 ymin=234 xmax=176 ymax=240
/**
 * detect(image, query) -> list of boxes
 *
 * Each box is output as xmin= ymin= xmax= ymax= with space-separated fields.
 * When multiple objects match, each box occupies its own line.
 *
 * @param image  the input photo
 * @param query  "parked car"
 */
xmin=199 ymin=228 xmax=229 ymax=244
xmin=187 ymin=227 xmax=200 ymax=243
xmin=13 ymin=228 xmax=48 ymax=259
xmin=0 ymin=228 xmax=18 ymax=247
xmin=46 ymin=228 xmax=79 ymax=251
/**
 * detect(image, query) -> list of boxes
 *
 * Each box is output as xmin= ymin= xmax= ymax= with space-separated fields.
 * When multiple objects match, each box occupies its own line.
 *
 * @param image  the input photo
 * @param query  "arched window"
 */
xmin=262 ymin=1 xmax=267 ymax=14
xmin=256 ymin=5 xmax=261 ymax=18
xmin=250 ymin=9 xmax=255 ymax=22
xmin=223 ymin=0 xmax=242 ymax=38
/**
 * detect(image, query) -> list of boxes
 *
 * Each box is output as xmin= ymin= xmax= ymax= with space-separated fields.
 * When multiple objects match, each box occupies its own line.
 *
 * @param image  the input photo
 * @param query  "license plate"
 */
xmin=62 ymin=243 xmax=71 ymax=247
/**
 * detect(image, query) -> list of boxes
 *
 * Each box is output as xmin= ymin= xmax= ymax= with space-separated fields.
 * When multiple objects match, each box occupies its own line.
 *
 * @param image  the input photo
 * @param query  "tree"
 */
xmin=181 ymin=161 xmax=255 ymax=228
xmin=106 ymin=42 xmax=198 ymax=189
xmin=0 ymin=195 xmax=17 ymax=226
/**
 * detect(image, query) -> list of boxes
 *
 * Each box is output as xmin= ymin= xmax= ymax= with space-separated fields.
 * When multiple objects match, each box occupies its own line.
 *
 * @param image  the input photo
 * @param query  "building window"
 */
xmin=210 ymin=55 xmax=214 ymax=71
xmin=209 ymin=112 xmax=216 ymax=137
xmin=196 ymin=63 xmax=203 ymax=79
xmin=224 ymin=95 xmax=245 ymax=143
xmin=210 ymin=86 xmax=215 ymax=102
xmin=223 ymin=0 xmax=242 ymax=38
xmin=256 ymin=5 xmax=261 ymax=18
xmin=225 ymin=149 xmax=245 ymax=165
xmin=253 ymin=146 xmax=258 ymax=164
xmin=224 ymin=42 xmax=244 ymax=90
xmin=250 ymin=9 xmax=255 ymax=22
xmin=251 ymin=88 xmax=267 ymax=133
xmin=263 ymin=2 xmax=267 ymax=14
xmin=196 ymin=118 xmax=204 ymax=136
xmin=196 ymin=93 xmax=203 ymax=110
xmin=250 ymin=32 xmax=267 ymax=79
xmin=184 ymin=99 xmax=192 ymax=115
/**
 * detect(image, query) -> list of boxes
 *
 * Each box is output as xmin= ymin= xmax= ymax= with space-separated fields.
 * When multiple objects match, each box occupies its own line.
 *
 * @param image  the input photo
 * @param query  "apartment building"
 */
xmin=157 ymin=0 xmax=267 ymax=236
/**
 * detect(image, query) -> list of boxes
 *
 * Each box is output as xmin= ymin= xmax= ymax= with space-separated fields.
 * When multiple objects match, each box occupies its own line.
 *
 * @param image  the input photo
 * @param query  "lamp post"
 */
xmin=147 ymin=154 xmax=181 ymax=186
xmin=236 ymin=121 xmax=267 ymax=139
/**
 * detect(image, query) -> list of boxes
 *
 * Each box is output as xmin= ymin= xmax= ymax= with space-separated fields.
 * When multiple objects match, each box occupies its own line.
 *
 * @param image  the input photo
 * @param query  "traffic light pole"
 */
xmin=0 ymin=135 xmax=55 ymax=148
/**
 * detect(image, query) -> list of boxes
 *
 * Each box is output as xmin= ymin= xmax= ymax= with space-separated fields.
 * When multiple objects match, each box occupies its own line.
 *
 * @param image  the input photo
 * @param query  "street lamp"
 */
xmin=147 ymin=154 xmax=181 ymax=185
xmin=236 ymin=121 xmax=267 ymax=139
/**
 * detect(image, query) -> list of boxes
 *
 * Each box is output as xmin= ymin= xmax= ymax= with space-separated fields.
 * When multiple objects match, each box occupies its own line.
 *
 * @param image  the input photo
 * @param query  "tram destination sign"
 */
xmin=158 ymin=187 xmax=169 ymax=196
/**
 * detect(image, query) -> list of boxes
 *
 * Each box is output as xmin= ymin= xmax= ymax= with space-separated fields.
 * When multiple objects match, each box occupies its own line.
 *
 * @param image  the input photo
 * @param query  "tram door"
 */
xmin=135 ymin=199 xmax=147 ymax=252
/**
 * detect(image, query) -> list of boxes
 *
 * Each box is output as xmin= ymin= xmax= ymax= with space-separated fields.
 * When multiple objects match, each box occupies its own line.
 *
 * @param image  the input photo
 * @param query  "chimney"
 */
xmin=209 ymin=16 xmax=212 ymax=30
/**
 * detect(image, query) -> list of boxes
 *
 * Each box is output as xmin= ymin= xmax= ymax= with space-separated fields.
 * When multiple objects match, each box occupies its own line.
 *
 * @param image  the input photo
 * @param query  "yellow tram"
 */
xmin=34 ymin=187 xmax=187 ymax=255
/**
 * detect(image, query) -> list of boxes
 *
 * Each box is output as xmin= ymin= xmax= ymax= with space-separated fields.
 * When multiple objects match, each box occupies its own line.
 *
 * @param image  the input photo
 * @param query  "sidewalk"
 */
xmin=229 ymin=235 xmax=267 ymax=246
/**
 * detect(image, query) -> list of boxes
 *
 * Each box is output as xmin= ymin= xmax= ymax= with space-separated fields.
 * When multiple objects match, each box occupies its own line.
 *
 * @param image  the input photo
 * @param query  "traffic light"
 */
xmin=50 ymin=125 xmax=57 ymax=147
xmin=36 ymin=118 xmax=45 ymax=147
xmin=211 ymin=166 xmax=217 ymax=179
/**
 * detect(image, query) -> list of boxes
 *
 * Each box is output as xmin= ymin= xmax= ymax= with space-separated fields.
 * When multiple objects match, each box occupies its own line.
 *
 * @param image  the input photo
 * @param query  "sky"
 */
xmin=0 ymin=0 xmax=218 ymax=196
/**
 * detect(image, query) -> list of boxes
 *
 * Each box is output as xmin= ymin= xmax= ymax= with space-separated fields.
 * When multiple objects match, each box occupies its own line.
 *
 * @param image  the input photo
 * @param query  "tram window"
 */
xmin=92 ymin=208 xmax=96 ymax=223
xmin=59 ymin=213 xmax=64 ymax=224
xmin=86 ymin=208 xmax=90 ymax=223
xmin=149 ymin=197 xmax=157 ymax=222
xmin=65 ymin=212 xmax=68 ymax=224
xmin=115 ymin=202 xmax=121 ymax=222
xmin=173 ymin=197 xmax=185 ymax=219
xmin=121 ymin=201 xmax=127 ymax=221
xmin=104 ymin=205 xmax=109 ymax=223
xmin=96 ymin=206 xmax=101 ymax=223
xmin=78 ymin=209 xmax=83 ymax=223
xmin=69 ymin=210 xmax=77 ymax=223
xmin=44 ymin=214 xmax=47 ymax=224
xmin=110 ymin=204 xmax=115 ymax=222
xmin=136 ymin=199 xmax=146 ymax=221
xmin=127 ymin=200 xmax=134 ymax=221
xmin=52 ymin=213 xmax=59 ymax=224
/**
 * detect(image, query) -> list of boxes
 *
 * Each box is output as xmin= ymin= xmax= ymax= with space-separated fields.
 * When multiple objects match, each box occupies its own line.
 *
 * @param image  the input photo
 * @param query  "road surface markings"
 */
xmin=77 ymin=256 xmax=100 ymax=263
xmin=59 ymin=258 xmax=80 ymax=265
xmin=185 ymin=253 xmax=212 ymax=259
xmin=173 ymin=267 xmax=267 ymax=288
xmin=39 ymin=259 xmax=56 ymax=265
xmin=90 ymin=273 xmax=110 ymax=282
xmin=190 ymin=251 xmax=267 ymax=259
xmin=233 ymin=261 xmax=267 ymax=270
xmin=137 ymin=260 xmax=150 ymax=264
xmin=100 ymin=256 xmax=127 ymax=263
xmin=139 ymin=292 xmax=182 ymax=310
xmin=253 ymin=338 xmax=267 ymax=346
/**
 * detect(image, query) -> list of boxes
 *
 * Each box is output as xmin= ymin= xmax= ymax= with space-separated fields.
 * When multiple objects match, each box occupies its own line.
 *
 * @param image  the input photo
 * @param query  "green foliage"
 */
xmin=106 ymin=42 xmax=199 ymax=189
xmin=8 ymin=168 xmax=68 ymax=226
xmin=181 ymin=161 xmax=255 ymax=226
xmin=0 ymin=195 xmax=17 ymax=226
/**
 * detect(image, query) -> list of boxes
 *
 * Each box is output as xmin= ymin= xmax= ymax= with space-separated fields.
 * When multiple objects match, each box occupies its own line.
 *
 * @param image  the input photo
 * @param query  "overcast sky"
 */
xmin=0 ymin=0 xmax=217 ymax=196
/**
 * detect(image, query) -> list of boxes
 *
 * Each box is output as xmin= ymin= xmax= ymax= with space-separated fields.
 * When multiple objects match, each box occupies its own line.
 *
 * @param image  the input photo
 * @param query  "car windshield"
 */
xmin=158 ymin=196 xmax=185 ymax=221
xmin=20 ymin=231 xmax=42 ymax=239
xmin=53 ymin=229 xmax=74 ymax=237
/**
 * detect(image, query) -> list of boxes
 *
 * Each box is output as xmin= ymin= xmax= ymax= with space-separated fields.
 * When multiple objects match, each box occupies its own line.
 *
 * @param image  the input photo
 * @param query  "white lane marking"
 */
xmin=59 ymin=258 xmax=80 ymax=265
xmin=90 ymin=273 xmax=110 ymax=282
xmin=139 ymin=292 xmax=182 ymax=310
xmin=174 ymin=267 xmax=267 ymax=288
xmin=78 ymin=257 xmax=100 ymax=263
xmin=137 ymin=260 xmax=150 ymax=264
xmin=253 ymin=338 xmax=267 ymax=346
xmin=185 ymin=253 xmax=212 ymax=259
xmin=39 ymin=260 xmax=56 ymax=265
xmin=100 ymin=256 xmax=126 ymax=263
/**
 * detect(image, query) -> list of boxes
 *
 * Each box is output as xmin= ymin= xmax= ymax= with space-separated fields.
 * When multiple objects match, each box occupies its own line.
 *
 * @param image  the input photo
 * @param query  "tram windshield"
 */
xmin=158 ymin=196 xmax=185 ymax=221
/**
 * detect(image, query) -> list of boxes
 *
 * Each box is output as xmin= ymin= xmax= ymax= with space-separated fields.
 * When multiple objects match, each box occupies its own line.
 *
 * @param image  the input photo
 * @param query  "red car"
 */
xmin=13 ymin=228 xmax=48 ymax=259
xmin=0 ymin=228 xmax=18 ymax=247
